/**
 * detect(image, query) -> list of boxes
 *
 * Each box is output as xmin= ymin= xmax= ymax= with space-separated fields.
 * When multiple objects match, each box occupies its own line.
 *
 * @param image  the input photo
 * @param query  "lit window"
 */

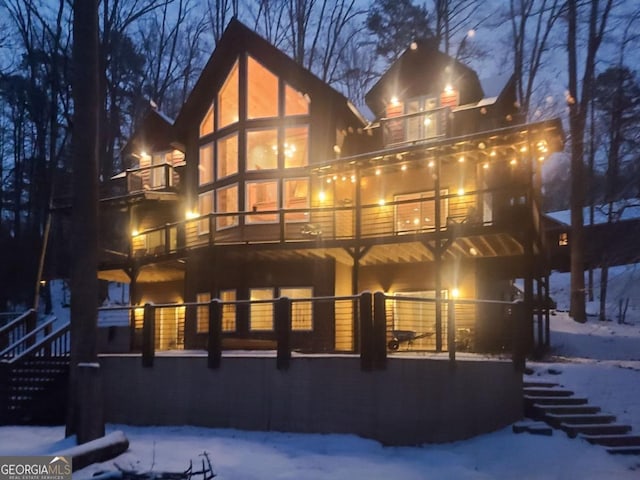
xmin=250 ymin=288 xmax=274 ymax=331
xmin=220 ymin=289 xmax=236 ymax=332
xmin=216 ymin=133 xmax=238 ymax=179
xmin=246 ymin=180 xmax=278 ymax=223
xmin=216 ymin=184 xmax=238 ymax=230
xmin=247 ymin=56 xmax=278 ymax=119
xmin=284 ymin=178 xmax=309 ymax=222
xmin=559 ymin=232 xmax=569 ymax=246
xmin=246 ymin=129 xmax=278 ymax=170
xmin=196 ymin=292 xmax=211 ymax=333
xmin=394 ymin=190 xmax=448 ymax=234
xmin=285 ymin=84 xmax=309 ymax=116
xmin=198 ymin=191 xmax=213 ymax=234
xmin=281 ymin=287 xmax=313 ymax=331
xmin=218 ymin=60 xmax=239 ymax=128
xmin=200 ymin=103 xmax=214 ymax=137
xmin=284 ymin=126 xmax=308 ymax=168
xmin=199 ymin=143 xmax=214 ymax=185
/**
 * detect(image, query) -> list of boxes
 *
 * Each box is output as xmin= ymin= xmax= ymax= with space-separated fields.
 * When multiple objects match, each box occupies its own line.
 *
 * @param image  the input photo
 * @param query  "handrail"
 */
xmin=0 ymin=315 xmax=58 ymax=358
xmin=1 ymin=322 xmax=70 ymax=365
xmin=0 ymin=309 xmax=34 ymax=336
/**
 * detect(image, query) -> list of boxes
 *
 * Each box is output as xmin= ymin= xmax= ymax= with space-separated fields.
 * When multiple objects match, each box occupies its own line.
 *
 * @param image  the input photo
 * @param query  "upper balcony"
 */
xmin=381 ymin=106 xmax=449 ymax=146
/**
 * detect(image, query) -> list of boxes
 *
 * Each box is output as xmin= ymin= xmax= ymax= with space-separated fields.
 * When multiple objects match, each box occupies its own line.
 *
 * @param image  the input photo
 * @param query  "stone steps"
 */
xmin=523 ymin=379 xmax=638 ymax=456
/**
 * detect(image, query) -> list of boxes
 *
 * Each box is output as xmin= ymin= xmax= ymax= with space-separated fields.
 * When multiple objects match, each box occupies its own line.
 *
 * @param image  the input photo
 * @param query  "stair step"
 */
xmin=580 ymin=434 xmax=640 ymax=447
xmin=534 ymin=404 xmax=601 ymax=415
xmin=513 ymin=421 xmax=553 ymax=436
xmin=562 ymin=423 xmax=633 ymax=438
xmin=547 ymin=413 xmax=616 ymax=427
xmin=523 ymin=381 xmax=559 ymax=388
xmin=524 ymin=395 xmax=588 ymax=406
xmin=606 ymin=445 xmax=640 ymax=455
xmin=523 ymin=387 xmax=574 ymax=397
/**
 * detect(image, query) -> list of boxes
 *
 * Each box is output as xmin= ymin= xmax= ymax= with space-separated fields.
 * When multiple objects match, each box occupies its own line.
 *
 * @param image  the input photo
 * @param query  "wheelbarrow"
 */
xmin=388 ymin=329 xmax=434 ymax=350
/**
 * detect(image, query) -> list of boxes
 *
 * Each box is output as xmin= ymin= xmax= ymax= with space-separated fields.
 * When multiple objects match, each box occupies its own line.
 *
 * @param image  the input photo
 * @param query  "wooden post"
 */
xmin=372 ymin=292 xmax=387 ymax=370
xmin=208 ymin=299 xmax=222 ymax=369
xmin=359 ymin=291 xmax=373 ymax=371
xmin=141 ymin=303 xmax=155 ymax=368
xmin=447 ymin=299 xmax=456 ymax=364
xmin=511 ymin=301 xmax=526 ymax=372
xmin=275 ymin=297 xmax=291 ymax=370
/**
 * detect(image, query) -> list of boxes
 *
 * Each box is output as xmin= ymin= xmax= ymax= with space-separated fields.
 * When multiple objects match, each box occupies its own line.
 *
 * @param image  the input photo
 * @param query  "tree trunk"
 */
xmin=599 ymin=265 xmax=608 ymax=321
xmin=67 ymin=0 xmax=104 ymax=444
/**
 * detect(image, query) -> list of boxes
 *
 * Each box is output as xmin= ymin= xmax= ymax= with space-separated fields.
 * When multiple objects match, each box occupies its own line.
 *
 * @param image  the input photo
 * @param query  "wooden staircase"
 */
xmin=524 ymin=380 xmax=640 ymax=455
xmin=0 ymin=310 xmax=70 ymax=425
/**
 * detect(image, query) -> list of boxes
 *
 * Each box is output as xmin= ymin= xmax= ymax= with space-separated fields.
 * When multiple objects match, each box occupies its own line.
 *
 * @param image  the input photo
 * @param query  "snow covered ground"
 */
xmin=1 ymin=269 xmax=639 ymax=479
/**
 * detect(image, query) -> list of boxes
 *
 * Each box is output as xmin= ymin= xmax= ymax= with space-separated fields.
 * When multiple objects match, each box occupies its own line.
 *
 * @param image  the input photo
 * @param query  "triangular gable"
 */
xmin=174 ymin=18 xmax=366 ymax=136
xmin=365 ymin=39 xmax=484 ymax=118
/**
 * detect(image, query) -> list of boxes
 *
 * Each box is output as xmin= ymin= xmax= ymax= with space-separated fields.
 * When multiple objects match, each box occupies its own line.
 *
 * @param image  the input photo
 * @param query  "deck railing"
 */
xmin=0 ymin=309 xmax=36 ymax=352
xmin=102 ymin=293 xmax=527 ymax=372
xmin=128 ymin=184 xmax=527 ymax=259
xmin=380 ymin=106 xmax=450 ymax=146
xmin=126 ymin=163 xmax=179 ymax=194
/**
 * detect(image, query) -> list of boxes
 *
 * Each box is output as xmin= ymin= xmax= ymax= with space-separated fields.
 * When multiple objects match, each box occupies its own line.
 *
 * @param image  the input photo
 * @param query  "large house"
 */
xmin=98 ymin=19 xmax=564 ymax=355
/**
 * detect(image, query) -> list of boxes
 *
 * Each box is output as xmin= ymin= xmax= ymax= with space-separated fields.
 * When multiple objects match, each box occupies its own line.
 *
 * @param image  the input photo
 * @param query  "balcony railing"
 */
xmin=126 ymin=184 xmax=533 ymax=259
xmin=125 ymin=163 xmax=179 ymax=194
xmin=381 ymin=106 xmax=449 ymax=146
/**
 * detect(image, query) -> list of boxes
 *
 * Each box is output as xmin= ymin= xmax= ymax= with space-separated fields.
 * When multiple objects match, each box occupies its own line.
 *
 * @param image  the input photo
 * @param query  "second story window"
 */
xmin=218 ymin=60 xmax=239 ymax=129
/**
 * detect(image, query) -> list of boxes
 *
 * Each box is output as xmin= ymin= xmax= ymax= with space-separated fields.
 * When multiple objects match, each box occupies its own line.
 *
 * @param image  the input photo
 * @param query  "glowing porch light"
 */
xmin=375 ymin=168 xmax=381 ymax=176
xmin=469 ymin=247 xmax=478 ymax=256
xmin=410 ymin=41 xmax=418 ymax=51
xmin=458 ymin=156 xmax=465 ymax=163
xmin=490 ymin=150 xmax=497 ymax=157
xmin=413 ymin=218 xmax=420 ymax=225
xmin=131 ymin=229 xmax=140 ymax=237
xmin=424 ymin=117 xmax=432 ymax=126
xmin=378 ymin=198 xmax=386 ymax=206
xmin=538 ymin=156 xmax=546 ymax=162
xmin=520 ymin=145 xmax=528 ymax=153
xmin=482 ymin=162 xmax=489 ymax=170
xmin=510 ymin=158 xmax=517 ymax=166
xmin=390 ymin=96 xmax=400 ymax=106
xmin=428 ymin=160 xmax=435 ymax=168
xmin=341 ymin=175 xmax=347 ymax=181
xmin=451 ymin=288 xmax=460 ymax=299
xmin=401 ymin=164 xmax=407 ymax=171
xmin=318 ymin=191 xmax=327 ymax=202
xmin=185 ymin=210 xmax=199 ymax=220
xmin=333 ymin=175 xmax=338 ymax=181
xmin=457 ymin=188 xmax=465 ymax=196
xmin=351 ymin=175 xmax=356 ymax=183
xmin=326 ymin=177 xmax=332 ymax=184
xmin=444 ymin=84 xmax=454 ymax=94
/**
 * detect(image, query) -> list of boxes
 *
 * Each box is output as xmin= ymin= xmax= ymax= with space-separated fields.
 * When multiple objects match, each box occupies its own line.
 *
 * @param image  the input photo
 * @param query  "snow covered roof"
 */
xmin=547 ymin=199 xmax=640 ymax=225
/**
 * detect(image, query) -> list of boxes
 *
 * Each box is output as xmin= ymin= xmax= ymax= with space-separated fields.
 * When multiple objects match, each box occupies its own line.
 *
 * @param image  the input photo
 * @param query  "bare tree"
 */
xmin=137 ymin=0 xmax=208 ymax=118
xmin=507 ymin=0 xmax=564 ymax=118
xmin=432 ymin=0 xmax=482 ymax=56
xmin=207 ymin=0 xmax=238 ymax=45
xmin=566 ymin=0 xmax=614 ymax=322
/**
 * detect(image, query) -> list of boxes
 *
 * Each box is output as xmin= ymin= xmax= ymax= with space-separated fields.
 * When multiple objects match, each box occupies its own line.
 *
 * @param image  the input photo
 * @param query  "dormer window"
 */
xmin=384 ymin=95 xmax=443 ymax=145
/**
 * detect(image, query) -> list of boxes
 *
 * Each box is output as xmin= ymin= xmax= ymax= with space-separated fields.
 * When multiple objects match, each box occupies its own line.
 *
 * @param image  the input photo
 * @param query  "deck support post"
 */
xmin=372 ymin=292 xmax=387 ymax=370
xmin=275 ymin=296 xmax=291 ymax=370
xmin=447 ymin=299 xmax=456 ymax=364
xmin=208 ymin=299 xmax=222 ymax=369
xmin=141 ymin=302 xmax=155 ymax=367
xmin=359 ymin=291 xmax=373 ymax=371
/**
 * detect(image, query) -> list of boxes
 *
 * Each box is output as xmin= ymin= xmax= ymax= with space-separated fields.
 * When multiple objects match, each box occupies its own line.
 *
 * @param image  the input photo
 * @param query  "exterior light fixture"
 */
xmin=332 ymin=175 xmax=338 ymax=181
xmin=444 ymin=84 xmax=454 ymax=94
xmin=351 ymin=175 xmax=356 ymax=183
xmin=482 ymin=162 xmax=489 ymax=170
xmin=410 ymin=41 xmax=418 ymax=51
xmin=538 ymin=156 xmax=546 ymax=162
xmin=424 ymin=117 xmax=431 ymax=126
xmin=510 ymin=158 xmax=517 ymax=166
xmin=378 ymin=198 xmax=386 ymax=206
xmin=451 ymin=288 xmax=460 ymax=298
xmin=131 ymin=229 xmax=140 ymax=237
xmin=333 ymin=144 xmax=341 ymax=154
xmin=375 ymin=168 xmax=381 ymax=176
xmin=490 ymin=150 xmax=497 ymax=157
xmin=390 ymin=96 xmax=400 ymax=106
xmin=457 ymin=188 xmax=465 ymax=196
xmin=520 ymin=145 xmax=528 ymax=153
xmin=428 ymin=160 xmax=435 ymax=168
xmin=401 ymin=164 xmax=407 ymax=171
xmin=326 ymin=178 xmax=332 ymax=184
xmin=185 ymin=210 xmax=199 ymax=220
xmin=341 ymin=175 xmax=347 ymax=181
xmin=319 ymin=191 xmax=327 ymax=202
xmin=478 ymin=142 xmax=486 ymax=150
xmin=458 ymin=156 xmax=465 ymax=163
xmin=469 ymin=247 xmax=478 ymax=256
